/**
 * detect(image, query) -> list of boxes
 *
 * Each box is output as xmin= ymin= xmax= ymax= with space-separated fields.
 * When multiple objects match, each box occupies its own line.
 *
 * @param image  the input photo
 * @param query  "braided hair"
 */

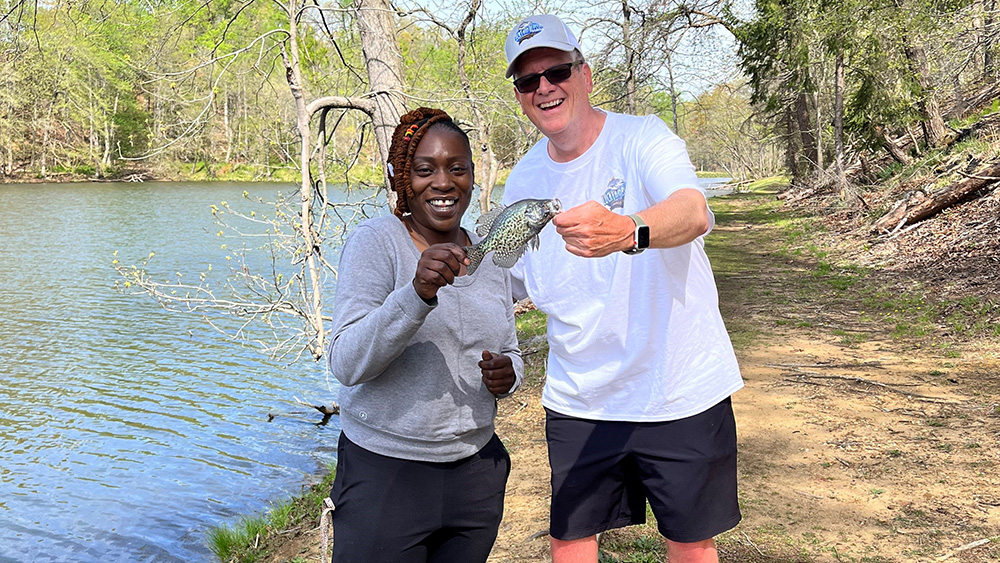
xmin=387 ymin=107 xmax=471 ymax=217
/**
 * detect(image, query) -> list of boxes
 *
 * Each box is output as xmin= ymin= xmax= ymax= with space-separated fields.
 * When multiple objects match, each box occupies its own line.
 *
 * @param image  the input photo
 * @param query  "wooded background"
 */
xmin=7 ymin=0 xmax=1000 ymax=359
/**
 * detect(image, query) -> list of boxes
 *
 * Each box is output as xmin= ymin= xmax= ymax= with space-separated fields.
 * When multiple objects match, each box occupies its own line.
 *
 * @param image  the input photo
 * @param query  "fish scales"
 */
xmin=463 ymin=198 xmax=561 ymax=276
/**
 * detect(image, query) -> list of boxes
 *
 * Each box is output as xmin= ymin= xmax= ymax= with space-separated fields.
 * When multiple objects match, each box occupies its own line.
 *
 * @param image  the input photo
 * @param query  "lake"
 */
xmin=0 ymin=177 xmax=730 ymax=563
xmin=0 ymin=182 xmax=344 ymax=563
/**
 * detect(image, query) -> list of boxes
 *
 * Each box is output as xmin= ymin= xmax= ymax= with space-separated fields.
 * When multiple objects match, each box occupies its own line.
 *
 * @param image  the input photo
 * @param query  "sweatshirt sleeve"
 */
xmin=326 ymin=224 xmax=433 ymax=386
xmin=496 ymin=271 xmax=524 ymax=398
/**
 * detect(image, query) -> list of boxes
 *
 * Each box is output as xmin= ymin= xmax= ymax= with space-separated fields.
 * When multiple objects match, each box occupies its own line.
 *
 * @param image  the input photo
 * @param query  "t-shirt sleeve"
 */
xmin=632 ymin=115 xmax=714 ymax=233
xmin=633 ymin=116 xmax=703 ymax=199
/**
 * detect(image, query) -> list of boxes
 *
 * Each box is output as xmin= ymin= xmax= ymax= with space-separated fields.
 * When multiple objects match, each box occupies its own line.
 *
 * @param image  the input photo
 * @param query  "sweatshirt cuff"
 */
xmin=398 ymin=282 xmax=437 ymax=321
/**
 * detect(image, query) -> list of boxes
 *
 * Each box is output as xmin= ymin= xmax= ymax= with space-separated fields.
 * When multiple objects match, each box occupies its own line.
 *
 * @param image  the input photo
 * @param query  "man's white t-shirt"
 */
xmin=503 ymin=110 xmax=743 ymax=421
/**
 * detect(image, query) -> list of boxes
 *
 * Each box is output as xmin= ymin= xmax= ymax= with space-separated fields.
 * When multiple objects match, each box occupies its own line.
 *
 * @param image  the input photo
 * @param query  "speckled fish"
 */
xmin=464 ymin=198 xmax=562 ymax=276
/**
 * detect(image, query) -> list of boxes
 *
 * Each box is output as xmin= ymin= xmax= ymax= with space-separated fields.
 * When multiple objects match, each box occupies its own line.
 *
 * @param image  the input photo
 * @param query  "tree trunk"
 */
xmin=903 ymin=40 xmax=948 ymax=147
xmin=666 ymin=52 xmax=680 ymax=134
xmin=794 ymin=92 xmax=816 ymax=173
xmin=622 ymin=0 xmax=636 ymax=115
xmin=453 ymin=0 xmax=500 ymax=213
xmin=224 ymin=91 xmax=233 ymax=163
xmin=354 ymin=0 xmax=406 ymax=208
xmin=834 ymin=50 xmax=845 ymax=185
xmin=282 ymin=0 xmax=329 ymax=359
xmin=784 ymin=106 xmax=801 ymax=182
xmin=274 ymin=0 xmax=406 ymax=358
xmin=984 ymin=0 xmax=998 ymax=79
xmin=813 ymin=91 xmax=822 ymax=171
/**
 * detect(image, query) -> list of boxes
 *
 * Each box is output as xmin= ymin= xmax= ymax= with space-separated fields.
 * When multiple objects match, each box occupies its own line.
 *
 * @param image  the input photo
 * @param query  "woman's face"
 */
xmin=405 ymin=126 xmax=474 ymax=237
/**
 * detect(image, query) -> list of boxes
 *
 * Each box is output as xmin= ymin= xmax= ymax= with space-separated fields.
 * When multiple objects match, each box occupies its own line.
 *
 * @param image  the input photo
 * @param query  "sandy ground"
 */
xmin=485 ymin=334 xmax=1000 ymax=563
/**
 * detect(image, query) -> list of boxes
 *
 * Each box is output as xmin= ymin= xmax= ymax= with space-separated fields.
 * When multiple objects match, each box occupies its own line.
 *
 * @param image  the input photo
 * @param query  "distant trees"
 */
xmin=735 ymin=0 xmax=1000 ymax=188
xmin=7 ymin=0 xmax=776 ymax=359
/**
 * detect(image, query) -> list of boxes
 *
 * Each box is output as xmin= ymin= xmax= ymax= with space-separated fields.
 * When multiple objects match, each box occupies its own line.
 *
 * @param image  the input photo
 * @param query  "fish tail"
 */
xmin=464 ymin=244 xmax=485 ymax=276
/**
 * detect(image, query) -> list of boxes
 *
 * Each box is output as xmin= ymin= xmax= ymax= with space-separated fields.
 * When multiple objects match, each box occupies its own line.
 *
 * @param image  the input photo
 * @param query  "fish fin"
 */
xmin=475 ymin=204 xmax=506 ymax=237
xmin=528 ymin=235 xmax=540 ymax=251
xmin=492 ymin=244 xmax=527 ymax=269
xmin=464 ymin=244 xmax=486 ymax=277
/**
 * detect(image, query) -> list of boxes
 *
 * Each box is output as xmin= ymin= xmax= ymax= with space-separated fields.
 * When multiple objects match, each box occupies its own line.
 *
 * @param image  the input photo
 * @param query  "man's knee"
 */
xmin=665 ymin=537 xmax=718 ymax=563
xmin=550 ymin=534 xmax=598 ymax=563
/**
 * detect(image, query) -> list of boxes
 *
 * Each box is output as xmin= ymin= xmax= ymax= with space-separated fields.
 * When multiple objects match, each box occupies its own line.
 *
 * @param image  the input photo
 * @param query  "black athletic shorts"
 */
xmin=545 ymin=397 xmax=741 ymax=543
xmin=329 ymin=432 xmax=510 ymax=563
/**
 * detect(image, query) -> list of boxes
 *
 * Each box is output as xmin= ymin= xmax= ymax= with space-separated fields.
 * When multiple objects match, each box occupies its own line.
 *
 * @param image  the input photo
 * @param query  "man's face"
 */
xmin=513 ymin=48 xmax=592 ymax=139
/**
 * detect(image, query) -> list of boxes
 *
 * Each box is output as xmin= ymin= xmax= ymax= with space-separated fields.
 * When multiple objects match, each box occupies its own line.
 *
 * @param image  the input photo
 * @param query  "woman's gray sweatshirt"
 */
xmin=327 ymin=216 xmax=524 ymax=462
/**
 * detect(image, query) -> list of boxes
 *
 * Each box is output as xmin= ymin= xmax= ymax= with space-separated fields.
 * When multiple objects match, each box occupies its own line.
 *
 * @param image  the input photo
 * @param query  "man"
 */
xmin=501 ymin=14 xmax=744 ymax=563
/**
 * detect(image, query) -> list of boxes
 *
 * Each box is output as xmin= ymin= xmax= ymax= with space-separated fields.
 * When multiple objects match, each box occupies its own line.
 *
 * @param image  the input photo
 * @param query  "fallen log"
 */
xmin=874 ymin=160 xmax=1000 ymax=233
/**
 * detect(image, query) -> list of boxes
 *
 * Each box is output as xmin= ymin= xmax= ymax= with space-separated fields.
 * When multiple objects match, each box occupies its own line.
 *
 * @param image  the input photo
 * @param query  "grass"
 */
xmin=516 ymin=309 xmax=548 ymax=339
xmin=207 ymin=461 xmax=336 ymax=563
xmin=707 ymin=181 xmax=999 ymax=356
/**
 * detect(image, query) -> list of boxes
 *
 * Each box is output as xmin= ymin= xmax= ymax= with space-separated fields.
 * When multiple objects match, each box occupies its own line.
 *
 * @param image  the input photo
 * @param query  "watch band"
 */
xmin=623 ymin=214 xmax=650 ymax=255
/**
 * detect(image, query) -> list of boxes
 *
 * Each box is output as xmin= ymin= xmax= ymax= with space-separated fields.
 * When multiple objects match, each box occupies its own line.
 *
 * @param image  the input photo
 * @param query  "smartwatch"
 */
xmin=623 ymin=214 xmax=650 ymax=255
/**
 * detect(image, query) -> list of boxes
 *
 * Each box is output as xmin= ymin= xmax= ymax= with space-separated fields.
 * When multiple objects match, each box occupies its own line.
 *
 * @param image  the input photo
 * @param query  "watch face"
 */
xmin=637 ymin=225 xmax=650 ymax=249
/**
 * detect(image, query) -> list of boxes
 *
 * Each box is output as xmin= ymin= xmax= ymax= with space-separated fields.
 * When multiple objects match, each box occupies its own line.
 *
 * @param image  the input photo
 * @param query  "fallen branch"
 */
xmin=526 ymin=529 xmax=549 ymax=541
xmin=767 ymin=361 xmax=885 ymax=369
xmin=295 ymin=396 xmax=340 ymax=415
xmin=874 ymin=160 xmax=1000 ymax=232
xmin=784 ymin=370 xmax=959 ymax=403
xmin=936 ymin=538 xmax=991 ymax=561
xmin=956 ymin=170 xmax=1000 ymax=181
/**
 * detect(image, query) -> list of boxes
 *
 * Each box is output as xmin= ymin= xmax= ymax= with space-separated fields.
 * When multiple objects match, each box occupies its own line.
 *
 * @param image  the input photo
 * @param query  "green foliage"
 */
xmin=206 ymin=461 xmax=337 ymax=563
xmin=516 ymin=309 xmax=547 ymax=339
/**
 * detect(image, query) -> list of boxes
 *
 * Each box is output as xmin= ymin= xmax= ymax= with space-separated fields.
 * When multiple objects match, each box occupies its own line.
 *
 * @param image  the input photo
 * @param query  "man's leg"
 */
xmin=666 ymin=538 xmax=718 ymax=563
xmin=550 ymin=535 xmax=598 ymax=563
xmin=545 ymin=409 xmax=641 ymax=562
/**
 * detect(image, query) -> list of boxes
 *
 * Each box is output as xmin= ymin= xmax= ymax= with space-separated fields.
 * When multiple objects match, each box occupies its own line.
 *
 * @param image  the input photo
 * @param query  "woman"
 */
xmin=326 ymin=107 xmax=523 ymax=563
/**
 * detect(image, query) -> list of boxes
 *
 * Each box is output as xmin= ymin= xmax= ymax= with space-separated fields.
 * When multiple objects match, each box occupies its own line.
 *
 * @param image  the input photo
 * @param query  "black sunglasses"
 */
xmin=513 ymin=62 xmax=581 ymax=94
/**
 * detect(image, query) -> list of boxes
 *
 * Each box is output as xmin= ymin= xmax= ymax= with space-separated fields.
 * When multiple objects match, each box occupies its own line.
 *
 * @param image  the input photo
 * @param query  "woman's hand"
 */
xmin=479 ymin=350 xmax=515 ymax=395
xmin=412 ymin=243 xmax=468 ymax=301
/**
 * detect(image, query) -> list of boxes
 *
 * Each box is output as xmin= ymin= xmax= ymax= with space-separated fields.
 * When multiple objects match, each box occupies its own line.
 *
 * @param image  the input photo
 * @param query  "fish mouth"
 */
xmin=547 ymin=198 xmax=562 ymax=215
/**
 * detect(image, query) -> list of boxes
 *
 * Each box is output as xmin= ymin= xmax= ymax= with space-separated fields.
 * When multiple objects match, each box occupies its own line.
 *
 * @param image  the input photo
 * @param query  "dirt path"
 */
xmin=487 ymin=192 xmax=1000 ymax=563
xmin=266 ymin=190 xmax=1000 ymax=562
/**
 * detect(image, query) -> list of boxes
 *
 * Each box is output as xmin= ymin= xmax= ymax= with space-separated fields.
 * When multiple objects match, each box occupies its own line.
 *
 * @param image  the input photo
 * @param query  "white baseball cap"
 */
xmin=504 ymin=14 xmax=582 ymax=78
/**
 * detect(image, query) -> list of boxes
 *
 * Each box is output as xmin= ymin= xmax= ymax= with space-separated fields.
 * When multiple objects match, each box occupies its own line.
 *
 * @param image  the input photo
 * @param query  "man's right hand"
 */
xmin=552 ymin=200 xmax=634 ymax=258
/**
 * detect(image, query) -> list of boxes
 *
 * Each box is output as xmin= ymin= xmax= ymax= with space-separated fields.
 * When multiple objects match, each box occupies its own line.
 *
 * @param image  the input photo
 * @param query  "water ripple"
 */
xmin=0 ymin=182 xmax=341 ymax=562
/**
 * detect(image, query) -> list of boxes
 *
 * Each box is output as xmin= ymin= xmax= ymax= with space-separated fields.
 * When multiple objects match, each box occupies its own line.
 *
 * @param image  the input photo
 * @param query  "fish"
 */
xmin=464 ymin=198 xmax=562 ymax=276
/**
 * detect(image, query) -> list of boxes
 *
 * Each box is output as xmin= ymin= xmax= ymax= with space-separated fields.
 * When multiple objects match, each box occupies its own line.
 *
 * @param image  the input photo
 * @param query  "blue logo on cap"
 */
xmin=515 ymin=22 xmax=544 ymax=44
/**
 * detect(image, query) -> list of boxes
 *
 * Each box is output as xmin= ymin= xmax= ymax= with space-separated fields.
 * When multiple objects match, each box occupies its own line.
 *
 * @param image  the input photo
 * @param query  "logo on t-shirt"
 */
xmin=602 ymin=178 xmax=626 ymax=210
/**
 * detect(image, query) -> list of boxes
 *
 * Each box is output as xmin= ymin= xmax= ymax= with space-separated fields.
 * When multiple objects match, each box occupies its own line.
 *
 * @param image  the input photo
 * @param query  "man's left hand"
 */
xmin=552 ymin=200 xmax=633 ymax=257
